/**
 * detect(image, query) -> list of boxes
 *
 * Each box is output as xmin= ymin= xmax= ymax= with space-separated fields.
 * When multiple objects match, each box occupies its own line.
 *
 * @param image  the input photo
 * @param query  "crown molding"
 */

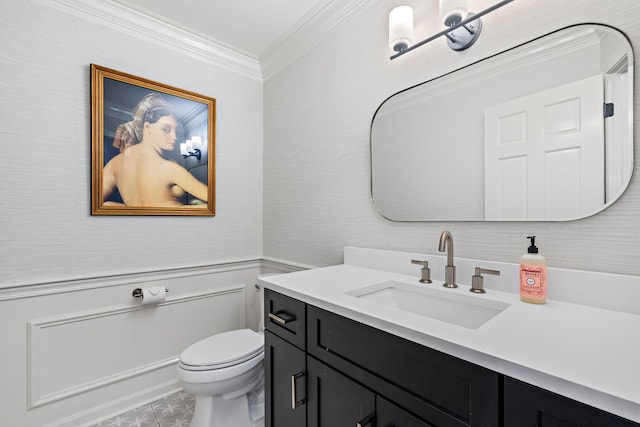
xmin=37 ymin=0 xmax=372 ymax=82
xmin=40 ymin=0 xmax=263 ymax=81
xmin=260 ymin=0 xmax=373 ymax=81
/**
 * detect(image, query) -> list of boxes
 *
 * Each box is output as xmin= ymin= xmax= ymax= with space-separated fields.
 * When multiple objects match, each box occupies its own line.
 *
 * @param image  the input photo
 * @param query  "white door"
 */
xmin=604 ymin=70 xmax=633 ymax=203
xmin=484 ymin=74 xmax=605 ymax=220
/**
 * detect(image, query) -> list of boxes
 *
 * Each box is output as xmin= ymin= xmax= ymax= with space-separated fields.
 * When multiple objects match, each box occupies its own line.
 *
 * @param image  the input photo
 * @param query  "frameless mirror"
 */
xmin=371 ymin=24 xmax=634 ymax=221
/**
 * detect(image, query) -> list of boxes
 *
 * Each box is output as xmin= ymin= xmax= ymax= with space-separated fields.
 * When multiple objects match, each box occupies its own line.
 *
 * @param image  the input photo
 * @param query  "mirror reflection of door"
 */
xmin=370 ymin=25 xmax=634 ymax=222
xmin=604 ymin=58 xmax=633 ymax=204
xmin=484 ymin=74 xmax=604 ymax=220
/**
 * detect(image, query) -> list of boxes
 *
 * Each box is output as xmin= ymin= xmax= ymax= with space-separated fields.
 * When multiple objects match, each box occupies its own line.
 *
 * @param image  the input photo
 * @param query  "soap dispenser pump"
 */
xmin=519 ymin=236 xmax=547 ymax=304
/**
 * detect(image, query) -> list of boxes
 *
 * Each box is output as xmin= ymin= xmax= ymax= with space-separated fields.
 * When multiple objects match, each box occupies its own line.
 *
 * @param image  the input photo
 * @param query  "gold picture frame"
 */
xmin=91 ymin=64 xmax=215 ymax=216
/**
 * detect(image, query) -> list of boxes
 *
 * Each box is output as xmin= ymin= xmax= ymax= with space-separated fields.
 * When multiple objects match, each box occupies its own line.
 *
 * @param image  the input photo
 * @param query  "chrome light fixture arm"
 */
xmin=390 ymin=0 xmax=514 ymax=60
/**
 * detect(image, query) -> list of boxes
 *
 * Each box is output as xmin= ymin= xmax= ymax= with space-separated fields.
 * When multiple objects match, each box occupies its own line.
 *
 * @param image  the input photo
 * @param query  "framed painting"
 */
xmin=91 ymin=64 xmax=215 ymax=216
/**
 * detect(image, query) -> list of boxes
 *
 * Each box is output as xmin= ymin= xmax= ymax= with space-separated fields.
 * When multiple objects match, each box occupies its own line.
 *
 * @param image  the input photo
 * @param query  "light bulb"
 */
xmin=389 ymin=5 xmax=413 ymax=52
xmin=439 ymin=0 xmax=468 ymax=26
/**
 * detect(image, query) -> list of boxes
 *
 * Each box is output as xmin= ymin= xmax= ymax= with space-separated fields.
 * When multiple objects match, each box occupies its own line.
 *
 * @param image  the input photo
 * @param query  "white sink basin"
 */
xmin=346 ymin=281 xmax=510 ymax=329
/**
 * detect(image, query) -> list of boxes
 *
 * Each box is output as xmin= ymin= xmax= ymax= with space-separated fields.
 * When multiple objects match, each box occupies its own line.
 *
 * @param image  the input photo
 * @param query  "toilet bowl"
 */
xmin=177 ymin=328 xmax=265 ymax=427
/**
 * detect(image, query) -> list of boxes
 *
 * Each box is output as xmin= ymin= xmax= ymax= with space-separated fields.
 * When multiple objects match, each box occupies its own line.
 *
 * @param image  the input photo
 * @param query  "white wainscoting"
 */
xmin=0 ymin=258 xmax=302 ymax=427
xmin=27 ymin=285 xmax=245 ymax=409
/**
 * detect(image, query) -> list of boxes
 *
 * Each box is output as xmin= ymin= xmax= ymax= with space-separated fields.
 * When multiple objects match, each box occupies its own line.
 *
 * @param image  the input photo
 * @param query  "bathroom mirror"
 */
xmin=371 ymin=24 xmax=634 ymax=221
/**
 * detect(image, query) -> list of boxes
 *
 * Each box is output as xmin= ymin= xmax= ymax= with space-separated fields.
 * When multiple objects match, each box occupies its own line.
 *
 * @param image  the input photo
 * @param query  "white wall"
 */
xmin=0 ymin=0 xmax=266 ymax=425
xmin=0 ymin=0 xmax=264 ymax=287
xmin=264 ymin=0 xmax=640 ymax=276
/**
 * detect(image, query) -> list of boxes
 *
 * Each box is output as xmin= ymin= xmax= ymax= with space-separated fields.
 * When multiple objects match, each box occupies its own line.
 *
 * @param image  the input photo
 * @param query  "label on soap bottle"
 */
xmin=520 ymin=264 xmax=547 ymax=300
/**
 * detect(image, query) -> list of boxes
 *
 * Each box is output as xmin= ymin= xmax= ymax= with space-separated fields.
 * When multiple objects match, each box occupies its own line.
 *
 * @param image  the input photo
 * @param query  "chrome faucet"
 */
xmin=438 ymin=231 xmax=457 ymax=288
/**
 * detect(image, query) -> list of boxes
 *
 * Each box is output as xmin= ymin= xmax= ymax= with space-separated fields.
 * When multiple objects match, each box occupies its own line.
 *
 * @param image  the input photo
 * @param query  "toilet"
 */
xmin=177 ymin=282 xmax=267 ymax=427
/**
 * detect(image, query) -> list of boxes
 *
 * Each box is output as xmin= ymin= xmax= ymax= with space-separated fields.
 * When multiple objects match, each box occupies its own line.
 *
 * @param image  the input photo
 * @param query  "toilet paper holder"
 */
xmin=132 ymin=287 xmax=169 ymax=298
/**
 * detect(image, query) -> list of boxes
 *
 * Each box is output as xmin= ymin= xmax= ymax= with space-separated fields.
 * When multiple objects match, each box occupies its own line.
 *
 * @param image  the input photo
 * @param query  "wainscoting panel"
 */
xmin=0 ymin=258 xmax=302 ymax=427
xmin=28 ymin=286 xmax=246 ymax=409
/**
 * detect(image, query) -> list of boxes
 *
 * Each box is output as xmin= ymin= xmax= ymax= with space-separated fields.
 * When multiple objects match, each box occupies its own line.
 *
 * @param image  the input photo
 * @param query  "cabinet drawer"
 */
xmin=264 ymin=289 xmax=306 ymax=349
xmin=307 ymin=305 xmax=499 ymax=426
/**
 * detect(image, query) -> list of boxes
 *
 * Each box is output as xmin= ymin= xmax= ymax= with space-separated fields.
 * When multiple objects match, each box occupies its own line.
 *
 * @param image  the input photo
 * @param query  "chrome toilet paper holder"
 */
xmin=132 ymin=287 xmax=169 ymax=298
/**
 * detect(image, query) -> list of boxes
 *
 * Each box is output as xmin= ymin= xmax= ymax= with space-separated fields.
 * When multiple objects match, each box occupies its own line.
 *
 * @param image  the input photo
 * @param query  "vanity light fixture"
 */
xmin=389 ymin=0 xmax=514 ymax=60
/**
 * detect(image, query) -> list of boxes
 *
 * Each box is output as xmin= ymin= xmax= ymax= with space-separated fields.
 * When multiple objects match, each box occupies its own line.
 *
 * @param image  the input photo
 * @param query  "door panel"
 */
xmin=485 ymin=74 xmax=604 ymax=220
xmin=265 ymin=331 xmax=306 ymax=427
xmin=307 ymin=356 xmax=375 ymax=427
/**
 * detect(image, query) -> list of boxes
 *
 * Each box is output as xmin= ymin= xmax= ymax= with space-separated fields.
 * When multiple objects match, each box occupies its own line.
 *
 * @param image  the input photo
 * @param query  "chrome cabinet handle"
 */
xmin=291 ymin=371 xmax=305 ymax=409
xmin=268 ymin=311 xmax=295 ymax=325
xmin=356 ymin=415 xmax=374 ymax=427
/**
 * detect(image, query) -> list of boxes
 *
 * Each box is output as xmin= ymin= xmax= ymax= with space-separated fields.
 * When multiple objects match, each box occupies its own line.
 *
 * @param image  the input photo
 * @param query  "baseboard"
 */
xmin=41 ymin=380 xmax=182 ymax=427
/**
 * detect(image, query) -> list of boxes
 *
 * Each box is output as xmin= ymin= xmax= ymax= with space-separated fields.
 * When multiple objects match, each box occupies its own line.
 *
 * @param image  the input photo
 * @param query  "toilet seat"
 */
xmin=179 ymin=329 xmax=264 ymax=371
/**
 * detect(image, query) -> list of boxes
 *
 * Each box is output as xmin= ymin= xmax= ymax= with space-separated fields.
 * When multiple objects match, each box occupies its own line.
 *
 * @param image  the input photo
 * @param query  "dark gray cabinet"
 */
xmin=306 ymin=304 xmax=498 ymax=426
xmin=264 ymin=289 xmax=307 ymax=427
xmin=264 ymin=288 xmax=639 ymax=427
xmin=264 ymin=289 xmax=497 ymax=426
xmin=504 ymin=377 xmax=640 ymax=427
xmin=307 ymin=356 xmax=375 ymax=427
xmin=264 ymin=331 xmax=306 ymax=427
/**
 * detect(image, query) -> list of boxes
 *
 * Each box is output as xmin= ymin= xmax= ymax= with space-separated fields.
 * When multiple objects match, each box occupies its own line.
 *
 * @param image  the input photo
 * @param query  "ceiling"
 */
xmin=115 ymin=0 xmax=333 ymax=60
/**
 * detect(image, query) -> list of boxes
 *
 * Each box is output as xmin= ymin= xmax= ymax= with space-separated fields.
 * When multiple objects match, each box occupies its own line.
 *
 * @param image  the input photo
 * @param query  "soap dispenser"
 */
xmin=519 ymin=236 xmax=547 ymax=304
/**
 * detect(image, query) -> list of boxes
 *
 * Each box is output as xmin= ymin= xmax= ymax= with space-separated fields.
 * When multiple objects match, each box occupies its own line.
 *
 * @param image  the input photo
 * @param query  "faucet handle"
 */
xmin=411 ymin=259 xmax=432 ymax=284
xmin=471 ymin=267 xmax=501 ymax=294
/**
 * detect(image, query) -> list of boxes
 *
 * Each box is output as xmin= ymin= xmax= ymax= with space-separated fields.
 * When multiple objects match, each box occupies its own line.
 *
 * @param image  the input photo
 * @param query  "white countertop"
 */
xmin=259 ymin=263 xmax=640 ymax=423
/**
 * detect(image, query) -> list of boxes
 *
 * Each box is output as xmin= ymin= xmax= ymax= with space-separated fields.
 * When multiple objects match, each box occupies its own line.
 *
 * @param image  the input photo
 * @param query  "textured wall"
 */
xmin=0 ymin=0 xmax=263 ymax=287
xmin=0 ymin=1 xmax=266 ymax=424
xmin=264 ymin=0 xmax=640 ymax=276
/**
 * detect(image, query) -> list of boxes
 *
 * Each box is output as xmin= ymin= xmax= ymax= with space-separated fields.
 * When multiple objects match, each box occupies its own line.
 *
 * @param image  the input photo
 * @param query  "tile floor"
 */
xmin=91 ymin=391 xmax=195 ymax=427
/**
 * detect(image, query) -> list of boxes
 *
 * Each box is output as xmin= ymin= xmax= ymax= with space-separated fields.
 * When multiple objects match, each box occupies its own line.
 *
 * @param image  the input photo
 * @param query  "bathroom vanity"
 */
xmin=265 ymin=289 xmax=499 ymax=426
xmin=260 ymin=249 xmax=640 ymax=427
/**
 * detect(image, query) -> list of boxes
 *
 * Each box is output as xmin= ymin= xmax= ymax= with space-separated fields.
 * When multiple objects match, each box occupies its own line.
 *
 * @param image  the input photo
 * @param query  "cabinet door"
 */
xmin=307 ymin=356 xmax=375 ymax=427
xmin=265 ymin=331 xmax=307 ymax=427
xmin=307 ymin=305 xmax=498 ymax=426
xmin=377 ymin=396 xmax=434 ymax=427
xmin=504 ymin=377 xmax=640 ymax=427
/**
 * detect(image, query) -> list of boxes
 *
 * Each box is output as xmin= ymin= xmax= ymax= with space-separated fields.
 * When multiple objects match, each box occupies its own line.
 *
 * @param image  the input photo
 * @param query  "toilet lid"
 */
xmin=179 ymin=329 xmax=264 ymax=370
